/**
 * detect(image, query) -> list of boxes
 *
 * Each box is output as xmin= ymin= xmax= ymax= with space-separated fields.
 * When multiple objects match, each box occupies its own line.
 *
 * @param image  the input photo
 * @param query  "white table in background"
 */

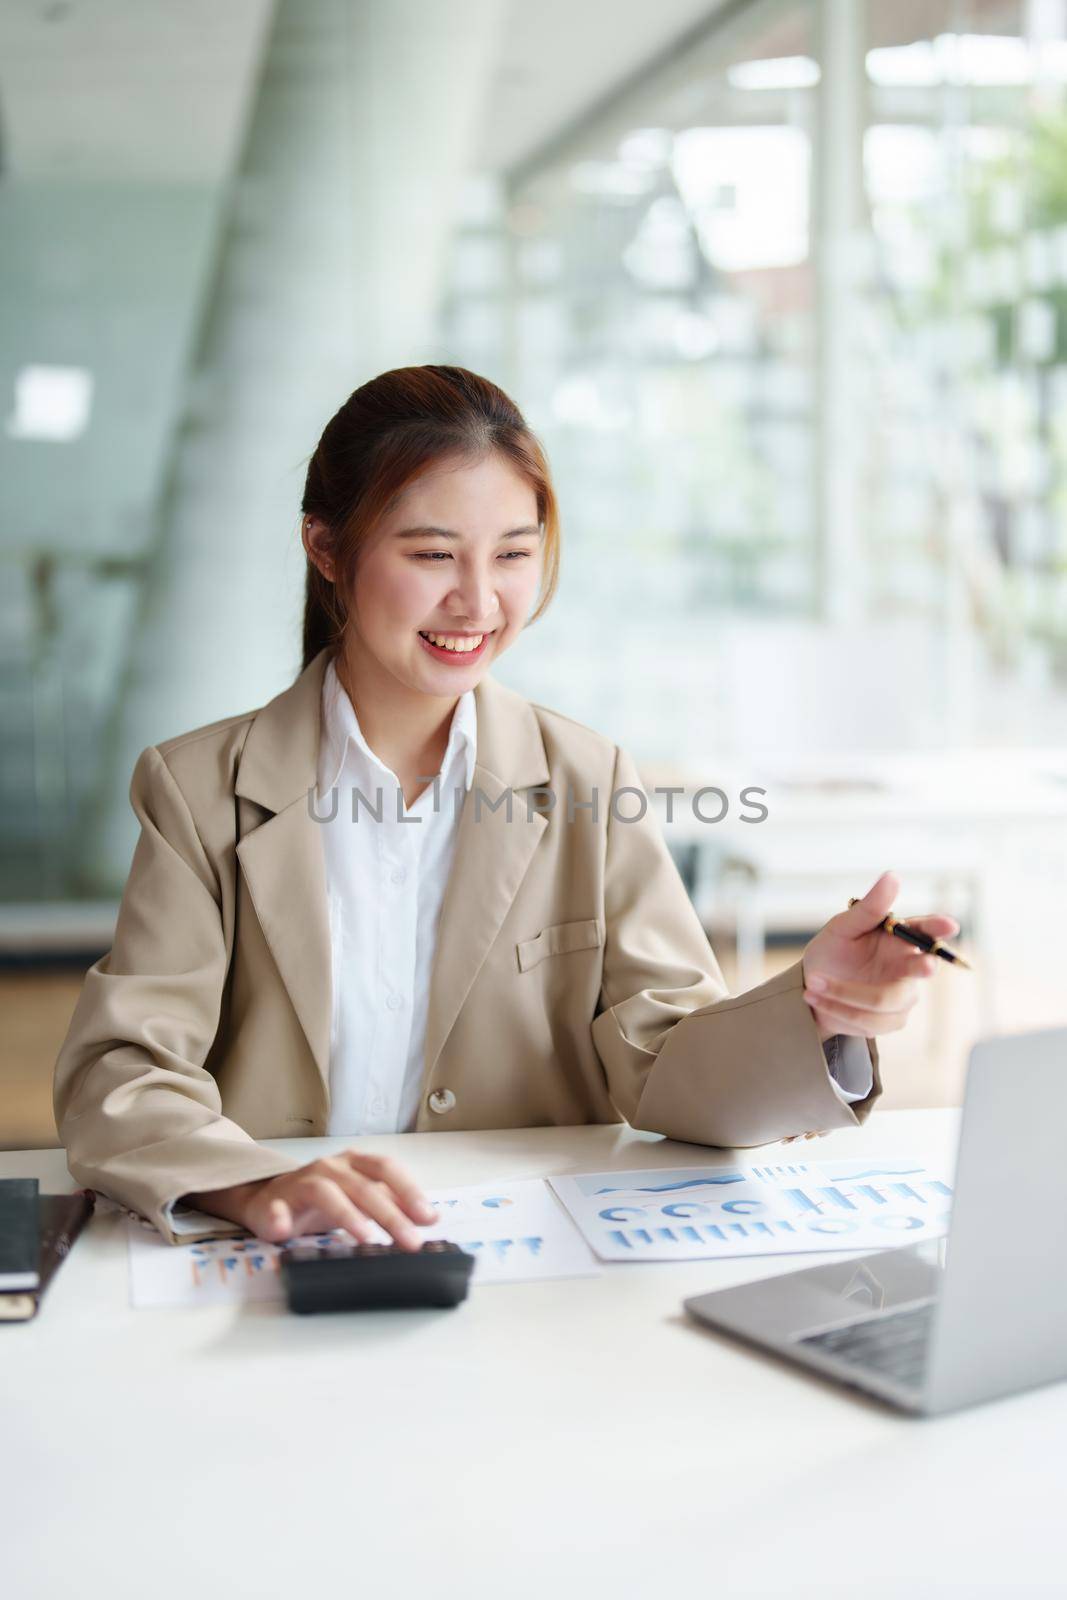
xmin=645 ymin=748 xmax=1067 ymax=1031
xmin=2 ymin=1112 xmax=1063 ymax=1600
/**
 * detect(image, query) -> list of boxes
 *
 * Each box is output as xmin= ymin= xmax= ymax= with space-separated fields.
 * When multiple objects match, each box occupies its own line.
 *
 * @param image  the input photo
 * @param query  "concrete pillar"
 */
xmin=88 ymin=0 xmax=503 ymax=888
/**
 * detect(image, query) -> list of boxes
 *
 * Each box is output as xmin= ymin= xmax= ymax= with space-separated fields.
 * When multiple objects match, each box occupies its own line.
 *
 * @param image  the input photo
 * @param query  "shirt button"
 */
xmin=390 ymin=867 xmax=406 ymax=885
xmin=370 ymin=1097 xmax=387 ymax=1116
xmin=427 ymin=1088 xmax=456 ymax=1115
xmin=385 ymin=992 xmax=403 ymax=1011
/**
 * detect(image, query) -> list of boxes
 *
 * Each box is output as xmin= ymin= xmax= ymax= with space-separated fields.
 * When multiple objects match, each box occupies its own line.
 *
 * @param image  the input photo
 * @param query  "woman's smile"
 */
xmin=416 ymin=628 xmax=495 ymax=662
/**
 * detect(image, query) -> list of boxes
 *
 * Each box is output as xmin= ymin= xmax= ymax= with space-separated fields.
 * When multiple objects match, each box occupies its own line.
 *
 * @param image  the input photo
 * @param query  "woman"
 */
xmin=53 ymin=365 xmax=958 ymax=1248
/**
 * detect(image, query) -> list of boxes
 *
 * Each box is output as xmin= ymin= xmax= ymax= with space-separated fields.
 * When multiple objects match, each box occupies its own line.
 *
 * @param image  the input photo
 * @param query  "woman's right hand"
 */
xmin=188 ymin=1151 xmax=438 ymax=1251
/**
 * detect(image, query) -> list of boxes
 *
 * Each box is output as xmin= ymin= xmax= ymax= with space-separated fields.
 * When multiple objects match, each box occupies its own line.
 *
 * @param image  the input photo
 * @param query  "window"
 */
xmin=439 ymin=0 xmax=1067 ymax=752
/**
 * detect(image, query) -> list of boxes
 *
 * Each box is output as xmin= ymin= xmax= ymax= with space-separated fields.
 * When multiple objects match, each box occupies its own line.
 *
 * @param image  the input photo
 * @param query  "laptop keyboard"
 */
xmin=798 ymin=1299 xmax=936 ymax=1389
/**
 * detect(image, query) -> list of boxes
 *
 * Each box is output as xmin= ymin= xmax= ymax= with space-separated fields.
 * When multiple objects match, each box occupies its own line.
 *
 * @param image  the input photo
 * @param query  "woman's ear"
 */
xmin=302 ymin=515 xmax=335 ymax=582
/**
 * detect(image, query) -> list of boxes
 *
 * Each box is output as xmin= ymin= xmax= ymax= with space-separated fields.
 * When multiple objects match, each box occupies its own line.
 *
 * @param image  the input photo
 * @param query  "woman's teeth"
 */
xmin=419 ymin=631 xmax=485 ymax=652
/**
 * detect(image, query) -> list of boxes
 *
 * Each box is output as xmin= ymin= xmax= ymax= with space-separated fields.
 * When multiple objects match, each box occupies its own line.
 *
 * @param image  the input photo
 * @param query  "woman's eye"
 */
xmin=411 ymin=551 xmax=531 ymax=562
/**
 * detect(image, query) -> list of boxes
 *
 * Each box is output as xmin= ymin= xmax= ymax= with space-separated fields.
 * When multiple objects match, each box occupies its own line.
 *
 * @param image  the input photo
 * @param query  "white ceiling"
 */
xmin=0 ymin=0 xmax=733 ymax=182
xmin=476 ymin=0 xmax=731 ymax=172
xmin=0 ymin=0 xmax=1025 ymax=187
xmin=0 ymin=0 xmax=273 ymax=180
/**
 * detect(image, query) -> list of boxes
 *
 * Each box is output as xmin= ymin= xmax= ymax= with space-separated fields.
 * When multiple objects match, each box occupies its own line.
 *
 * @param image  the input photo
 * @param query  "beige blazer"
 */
xmin=53 ymin=647 xmax=881 ymax=1243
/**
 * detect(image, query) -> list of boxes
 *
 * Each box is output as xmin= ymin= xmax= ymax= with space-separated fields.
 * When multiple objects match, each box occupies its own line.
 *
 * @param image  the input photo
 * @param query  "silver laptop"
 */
xmin=684 ymin=1027 xmax=1067 ymax=1416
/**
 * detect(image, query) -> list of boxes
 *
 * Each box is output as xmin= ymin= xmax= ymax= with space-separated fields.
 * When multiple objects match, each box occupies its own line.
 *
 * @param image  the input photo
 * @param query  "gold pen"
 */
xmin=847 ymin=898 xmax=972 ymax=970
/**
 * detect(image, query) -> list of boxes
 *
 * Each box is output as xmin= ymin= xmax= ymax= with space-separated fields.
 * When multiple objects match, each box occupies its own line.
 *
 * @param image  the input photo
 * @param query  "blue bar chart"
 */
xmin=549 ymin=1160 xmax=956 ymax=1262
xmin=127 ymin=1177 xmax=602 ymax=1307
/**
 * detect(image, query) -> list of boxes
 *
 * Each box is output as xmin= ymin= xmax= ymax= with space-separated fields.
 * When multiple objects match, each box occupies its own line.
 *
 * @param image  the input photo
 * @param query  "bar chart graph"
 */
xmin=127 ymin=1177 xmax=600 ymax=1306
xmin=550 ymin=1161 xmax=956 ymax=1262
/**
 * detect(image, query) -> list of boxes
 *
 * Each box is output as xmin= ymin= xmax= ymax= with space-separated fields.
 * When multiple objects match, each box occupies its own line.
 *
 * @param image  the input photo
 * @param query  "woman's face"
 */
xmin=341 ymin=452 xmax=544 ymax=696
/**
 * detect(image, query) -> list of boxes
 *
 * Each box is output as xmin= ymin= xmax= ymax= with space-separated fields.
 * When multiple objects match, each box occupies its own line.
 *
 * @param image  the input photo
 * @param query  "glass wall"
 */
xmin=439 ymin=0 xmax=1067 ymax=758
xmin=442 ymin=0 xmax=821 ymax=761
xmin=861 ymin=0 xmax=1067 ymax=724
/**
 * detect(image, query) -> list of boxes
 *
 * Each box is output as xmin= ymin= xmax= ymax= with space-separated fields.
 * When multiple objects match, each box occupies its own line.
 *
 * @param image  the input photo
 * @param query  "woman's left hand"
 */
xmin=801 ymin=870 xmax=961 ymax=1043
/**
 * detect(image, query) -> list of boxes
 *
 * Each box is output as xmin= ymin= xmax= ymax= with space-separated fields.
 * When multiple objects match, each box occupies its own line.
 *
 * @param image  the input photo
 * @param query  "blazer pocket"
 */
xmin=516 ymin=918 xmax=604 ymax=973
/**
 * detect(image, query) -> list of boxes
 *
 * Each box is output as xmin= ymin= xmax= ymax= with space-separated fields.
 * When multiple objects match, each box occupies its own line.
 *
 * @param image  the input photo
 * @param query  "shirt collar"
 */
xmin=318 ymin=655 xmax=477 ymax=795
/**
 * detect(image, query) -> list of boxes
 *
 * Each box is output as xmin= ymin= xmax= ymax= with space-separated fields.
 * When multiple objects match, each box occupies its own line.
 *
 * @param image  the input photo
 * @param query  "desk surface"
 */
xmin=2 ymin=1113 xmax=1062 ymax=1600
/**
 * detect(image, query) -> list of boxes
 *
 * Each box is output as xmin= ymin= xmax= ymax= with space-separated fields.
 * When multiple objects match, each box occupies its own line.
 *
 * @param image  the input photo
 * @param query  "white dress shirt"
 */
xmin=317 ymin=655 xmax=477 ymax=1136
xmin=316 ymin=659 xmax=871 ymax=1135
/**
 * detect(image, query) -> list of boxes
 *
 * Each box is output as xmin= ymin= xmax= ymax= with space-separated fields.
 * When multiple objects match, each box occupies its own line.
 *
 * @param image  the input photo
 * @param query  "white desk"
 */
xmin=2 ymin=1114 xmax=1063 ymax=1599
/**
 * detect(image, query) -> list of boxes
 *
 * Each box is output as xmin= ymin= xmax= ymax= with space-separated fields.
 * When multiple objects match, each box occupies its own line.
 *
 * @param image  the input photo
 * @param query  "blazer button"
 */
xmin=427 ymin=1088 xmax=456 ymax=1115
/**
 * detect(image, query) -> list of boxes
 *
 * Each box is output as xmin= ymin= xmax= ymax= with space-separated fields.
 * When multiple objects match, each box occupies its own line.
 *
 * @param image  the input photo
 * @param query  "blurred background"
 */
xmin=3 ymin=0 xmax=1066 ymax=1147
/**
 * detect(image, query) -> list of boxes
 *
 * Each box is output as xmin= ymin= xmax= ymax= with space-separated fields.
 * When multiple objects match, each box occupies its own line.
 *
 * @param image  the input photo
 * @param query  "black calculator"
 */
xmin=279 ymin=1237 xmax=475 ymax=1314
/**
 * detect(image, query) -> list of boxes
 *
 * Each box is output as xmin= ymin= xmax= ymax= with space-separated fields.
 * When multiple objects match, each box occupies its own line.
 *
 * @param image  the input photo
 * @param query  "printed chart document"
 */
xmin=549 ymin=1157 xmax=955 ymax=1263
xmin=127 ymin=1177 xmax=599 ymax=1308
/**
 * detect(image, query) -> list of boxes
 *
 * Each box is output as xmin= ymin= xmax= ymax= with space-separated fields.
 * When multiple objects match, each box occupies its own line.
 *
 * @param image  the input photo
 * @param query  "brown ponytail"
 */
xmin=298 ymin=365 xmax=561 ymax=673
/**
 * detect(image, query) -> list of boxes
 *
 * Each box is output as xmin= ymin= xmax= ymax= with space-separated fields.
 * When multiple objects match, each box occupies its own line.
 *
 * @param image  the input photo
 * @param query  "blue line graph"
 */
xmin=592 ymin=1175 xmax=745 ymax=1195
xmin=749 ymin=1164 xmax=814 ymax=1180
xmin=823 ymin=1165 xmax=924 ymax=1180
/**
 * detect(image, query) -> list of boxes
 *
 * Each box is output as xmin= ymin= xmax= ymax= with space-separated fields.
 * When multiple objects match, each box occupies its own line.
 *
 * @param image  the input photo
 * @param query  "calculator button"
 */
xmin=427 ymin=1087 xmax=456 ymax=1114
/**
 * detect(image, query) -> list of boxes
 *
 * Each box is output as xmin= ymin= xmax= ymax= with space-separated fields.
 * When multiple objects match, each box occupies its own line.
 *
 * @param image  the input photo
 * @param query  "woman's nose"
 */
xmin=451 ymin=566 xmax=497 ymax=625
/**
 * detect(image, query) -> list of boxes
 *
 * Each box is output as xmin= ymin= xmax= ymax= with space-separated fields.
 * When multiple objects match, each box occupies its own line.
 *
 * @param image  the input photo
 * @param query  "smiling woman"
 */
xmin=306 ymin=459 xmax=545 ymax=786
xmin=52 ymin=364 xmax=958 ymax=1249
xmin=300 ymin=370 xmax=557 ymax=800
xmin=300 ymin=365 xmax=560 ymax=667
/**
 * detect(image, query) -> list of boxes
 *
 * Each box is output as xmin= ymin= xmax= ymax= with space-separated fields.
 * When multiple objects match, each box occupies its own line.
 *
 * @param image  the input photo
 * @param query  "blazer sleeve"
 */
xmin=590 ymin=745 xmax=882 ymax=1147
xmin=52 ymin=744 xmax=302 ymax=1244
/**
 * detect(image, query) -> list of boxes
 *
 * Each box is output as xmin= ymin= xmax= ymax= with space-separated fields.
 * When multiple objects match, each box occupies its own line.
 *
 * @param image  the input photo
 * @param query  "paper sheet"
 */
xmin=127 ymin=1176 xmax=599 ymax=1308
xmin=549 ymin=1157 xmax=955 ymax=1262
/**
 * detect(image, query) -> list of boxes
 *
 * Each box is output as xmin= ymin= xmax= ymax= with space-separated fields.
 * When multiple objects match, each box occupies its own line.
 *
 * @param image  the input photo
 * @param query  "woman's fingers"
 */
xmin=855 ymin=943 xmax=939 ymax=984
xmin=297 ymin=1168 xmax=425 ymax=1251
xmin=806 ymin=993 xmax=913 ymax=1035
xmin=335 ymin=1171 xmax=426 ymax=1251
xmin=805 ymin=956 xmax=926 ymax=1030
xmin=900 ymin=914 xmax=959 ymax=939
xmin=241 ymin=1155 xmax=437 ymax=1251
xmin=243 ymin=1190 xmax=297 ymax=1243
xmin=807 ymin=972 xmax=923 ymax=1012
xmin=289 ymin=1175 xmax=376 ymax=1242
xmin=247 ymin=1173 xmax=373 ymax=1246
xmin=343 ymin=1150 xmax=438 ymax=1224
xmin=242 ymin=1195 xmax=295 ymax=1244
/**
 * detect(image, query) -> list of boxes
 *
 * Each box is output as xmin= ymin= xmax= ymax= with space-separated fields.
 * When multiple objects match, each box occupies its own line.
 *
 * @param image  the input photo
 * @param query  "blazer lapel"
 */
xmin=234 ymin=649 xmax=334 ymax=1094
xmin=421 ymin=673 xmax=550 ymax=1081
xmin=231 ymin=648 xmax=552 ymax=1112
